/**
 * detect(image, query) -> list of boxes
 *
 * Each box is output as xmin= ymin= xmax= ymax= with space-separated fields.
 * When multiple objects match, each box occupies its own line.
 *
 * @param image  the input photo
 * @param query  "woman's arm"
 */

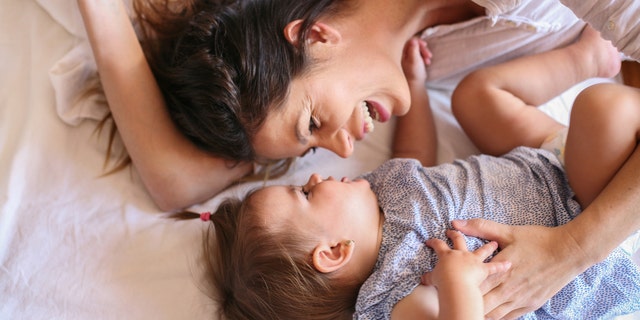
xmin=78 ymin=0 xmax=252 ymax=211
xmin=454 ymin=147 xmax=640 ymax=319
xmin=393 ymin=38 xmax=437 ymax=166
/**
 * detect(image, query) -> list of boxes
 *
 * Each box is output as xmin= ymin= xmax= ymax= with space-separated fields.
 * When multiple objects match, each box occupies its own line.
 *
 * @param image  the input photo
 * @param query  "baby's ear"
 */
xmin=283 ymin=20 xmax=341 ymax=47
xmin=312 ymin=240 xmax=354 ymax=273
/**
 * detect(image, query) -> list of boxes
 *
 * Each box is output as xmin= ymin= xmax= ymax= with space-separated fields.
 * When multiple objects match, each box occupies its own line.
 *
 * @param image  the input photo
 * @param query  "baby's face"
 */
xmin=251 ymin=174 xmax=381 ymax=242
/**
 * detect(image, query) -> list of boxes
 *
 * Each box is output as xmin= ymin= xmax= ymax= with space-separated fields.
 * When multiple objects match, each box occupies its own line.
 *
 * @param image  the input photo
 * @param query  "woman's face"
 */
xmin=253 ymin=36 xmax=411 ymax=160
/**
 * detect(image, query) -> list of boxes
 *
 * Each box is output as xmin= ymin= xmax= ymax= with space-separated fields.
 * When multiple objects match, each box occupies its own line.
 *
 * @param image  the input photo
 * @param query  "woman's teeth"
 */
xmin=363 ymin=102 xmax=376 ymax=133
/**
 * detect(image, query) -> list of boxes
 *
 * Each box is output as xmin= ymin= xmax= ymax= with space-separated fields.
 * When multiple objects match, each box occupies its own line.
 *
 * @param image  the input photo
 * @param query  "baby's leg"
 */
xmin=565 ymin=83 xmax=640 ymax=207
xmin=452 ymin=26 xmax=620 ymax=156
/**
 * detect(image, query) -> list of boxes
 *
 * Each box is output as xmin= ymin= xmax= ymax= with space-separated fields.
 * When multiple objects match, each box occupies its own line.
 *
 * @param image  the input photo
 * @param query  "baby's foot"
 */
xmin=402 ymin=37 xmax=430 ymax=84
xmin=572 ymin=25 xmax=621 ymax=79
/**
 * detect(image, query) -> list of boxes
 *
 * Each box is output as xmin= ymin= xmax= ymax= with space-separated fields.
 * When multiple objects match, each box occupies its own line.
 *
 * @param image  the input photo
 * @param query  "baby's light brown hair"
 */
xmin=176 ymin=190 xmax=361 ymax=320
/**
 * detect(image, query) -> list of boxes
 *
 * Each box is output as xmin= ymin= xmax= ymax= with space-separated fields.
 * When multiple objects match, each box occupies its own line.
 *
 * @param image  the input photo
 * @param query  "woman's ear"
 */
xmin=284 ymin=20 xmax=342 ymax=47
xmin=312 ymin=240 xmax=355 ymax=273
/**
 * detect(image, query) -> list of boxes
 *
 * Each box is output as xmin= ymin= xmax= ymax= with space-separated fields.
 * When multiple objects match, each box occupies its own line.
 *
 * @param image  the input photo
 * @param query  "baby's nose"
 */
xmin=305 ymin=173 xmax=324 ymax=189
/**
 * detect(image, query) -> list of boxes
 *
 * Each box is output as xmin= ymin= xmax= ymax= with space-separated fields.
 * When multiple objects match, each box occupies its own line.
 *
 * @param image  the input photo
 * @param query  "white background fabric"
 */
xmin=0 ymin=0 xmax=637 ymax=319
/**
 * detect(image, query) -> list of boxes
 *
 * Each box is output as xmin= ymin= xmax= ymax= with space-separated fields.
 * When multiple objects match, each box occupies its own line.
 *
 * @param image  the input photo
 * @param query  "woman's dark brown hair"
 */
xmin=100 ymin=0 xmax=346 ymax=175
xmin=142 ymin=0 xmax=338 ymax=159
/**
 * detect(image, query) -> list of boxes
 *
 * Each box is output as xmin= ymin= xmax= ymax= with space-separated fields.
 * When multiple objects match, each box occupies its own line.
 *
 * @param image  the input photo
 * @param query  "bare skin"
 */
xmin=77 ymin=0 xmax=483 ymax=210
xmin=448 ymin=26 xmax=640 ymax=319
xmin=393 ymin=37 xmax=438 ymax=166
xmin=456 ymin=83 xmax=640 ymax=318
xmin=79 ymin=1 xmax=640 ymax=318
xmin=423 ymin=231 xmax=509 ymax=320
xmin=452 ymin=26 xmax=621 ymax=156
xmin=77 ymin=0 xmax=253 ymax=211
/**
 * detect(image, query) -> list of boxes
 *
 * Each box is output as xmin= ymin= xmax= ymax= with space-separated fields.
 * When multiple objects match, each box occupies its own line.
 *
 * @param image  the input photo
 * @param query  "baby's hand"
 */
xmin=421 ymin=229 xmax=511 ymax=289
xmin=402 ymin=37 xmax=432 ymax=84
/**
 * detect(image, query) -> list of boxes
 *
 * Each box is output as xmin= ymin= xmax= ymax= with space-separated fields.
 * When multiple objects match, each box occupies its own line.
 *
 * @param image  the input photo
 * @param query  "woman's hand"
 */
xmin=452 ymin=219 xmax=591 ymax=319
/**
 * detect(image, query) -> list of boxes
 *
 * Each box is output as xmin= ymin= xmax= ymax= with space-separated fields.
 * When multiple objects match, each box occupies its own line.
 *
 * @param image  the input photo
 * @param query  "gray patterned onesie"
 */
xmin=354 ymin=147 xmax=640 ymax=319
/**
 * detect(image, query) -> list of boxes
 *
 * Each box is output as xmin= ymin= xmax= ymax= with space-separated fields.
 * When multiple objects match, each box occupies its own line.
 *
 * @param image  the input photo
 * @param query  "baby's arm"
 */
xmin=78 ymin=0 xmax=252 ymax=211
xmin=391 ymin=231 xmax=510 ymax=320
xmin=422 ymin=230 xmax=510 ymax=320
xmin=392 ymin=37 xmax=437 ymax=166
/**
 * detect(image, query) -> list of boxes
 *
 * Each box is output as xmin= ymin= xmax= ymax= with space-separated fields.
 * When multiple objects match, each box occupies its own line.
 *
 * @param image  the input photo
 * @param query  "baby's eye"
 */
xmin=300 ymin=188 xmax=310 ymax=199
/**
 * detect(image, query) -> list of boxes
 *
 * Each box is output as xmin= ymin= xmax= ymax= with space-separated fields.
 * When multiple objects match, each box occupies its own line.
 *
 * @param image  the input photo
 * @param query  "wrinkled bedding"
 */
xmin=1 ymin=1 xmax=638 ymax=319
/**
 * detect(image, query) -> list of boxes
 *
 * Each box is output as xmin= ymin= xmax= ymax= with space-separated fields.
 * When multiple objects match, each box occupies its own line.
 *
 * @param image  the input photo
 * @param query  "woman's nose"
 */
xmin=317 ymin=129 xmax=353 ymax=158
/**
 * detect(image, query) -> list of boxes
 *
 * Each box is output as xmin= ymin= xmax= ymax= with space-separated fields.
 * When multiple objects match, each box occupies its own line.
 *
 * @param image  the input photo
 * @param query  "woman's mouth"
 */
xmin=362 ymin=101 xmax=376 ymax=133
xmin=361 ymin=100 xmax=391 ymax=135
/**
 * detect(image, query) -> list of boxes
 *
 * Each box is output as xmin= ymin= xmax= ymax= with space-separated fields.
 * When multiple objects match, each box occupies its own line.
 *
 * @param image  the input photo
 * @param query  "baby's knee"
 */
xmin=452 ymin=71 xmax=493 ymax=118
xmin=575 ymin=83 xmax=639 ymax=118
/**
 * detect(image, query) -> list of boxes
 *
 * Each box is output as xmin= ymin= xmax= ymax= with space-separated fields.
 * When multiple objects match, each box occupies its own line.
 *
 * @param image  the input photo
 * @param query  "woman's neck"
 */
xmin=335 ymin=0 xmax=484 ymax=61
xmin=413 ymin=0 xmax=485 ymax=33
xmin=350 ymin=0 xmax=482 ymax=32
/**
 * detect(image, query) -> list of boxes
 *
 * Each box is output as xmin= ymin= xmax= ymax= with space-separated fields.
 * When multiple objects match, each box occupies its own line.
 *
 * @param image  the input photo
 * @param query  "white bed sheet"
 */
xmin=0 ymin=0 xmax=638 ymax=319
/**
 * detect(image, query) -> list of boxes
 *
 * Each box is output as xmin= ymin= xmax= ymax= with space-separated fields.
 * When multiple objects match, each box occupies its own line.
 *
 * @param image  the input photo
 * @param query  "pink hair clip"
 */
xmin=200 ymin=212 xmax=212 ymax=222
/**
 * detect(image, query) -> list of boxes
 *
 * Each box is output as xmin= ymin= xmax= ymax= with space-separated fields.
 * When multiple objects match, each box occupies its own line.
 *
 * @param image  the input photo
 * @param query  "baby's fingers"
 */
xmin=483 ymin=260 xmax=512 ymax=277
xmin=446 ymin=229 xmax=468 ymax=251
xmin=425 ymin=238 xmax=450 ymax=254
xmin=473 ymin=240 xmax=500 ymax=260
xmin=417 ymin=38 xmax=432 ymax=65
xmin=402 ymin=38 xmax=420 ymax=61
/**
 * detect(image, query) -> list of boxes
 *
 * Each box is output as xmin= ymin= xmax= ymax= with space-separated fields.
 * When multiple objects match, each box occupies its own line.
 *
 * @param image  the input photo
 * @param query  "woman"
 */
xmin=78 ymin=0 xmax=484 ymax=211
xmin=78 ymin=0 xmax=640 ymax=318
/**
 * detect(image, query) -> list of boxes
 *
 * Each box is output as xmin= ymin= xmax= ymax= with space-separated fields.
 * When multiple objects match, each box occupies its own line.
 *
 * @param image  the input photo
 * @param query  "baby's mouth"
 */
xmin=362 ymin=101 xmax=378 ymax=133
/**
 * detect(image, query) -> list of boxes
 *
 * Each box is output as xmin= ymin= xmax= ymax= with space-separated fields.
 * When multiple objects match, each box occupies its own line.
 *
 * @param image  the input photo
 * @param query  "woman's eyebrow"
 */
xmin=294 ymin=118 xmax=308 ymax=145
xmin=294 ymin=95 xmax=312 ymax=145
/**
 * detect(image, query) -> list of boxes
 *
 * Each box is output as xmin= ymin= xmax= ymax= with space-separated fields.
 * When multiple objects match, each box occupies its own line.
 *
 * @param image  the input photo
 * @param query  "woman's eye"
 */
xmin=301 ymin=147 xmax=318 ymax=158
xmin=308 ymin=115 xmax=320 ymax=134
